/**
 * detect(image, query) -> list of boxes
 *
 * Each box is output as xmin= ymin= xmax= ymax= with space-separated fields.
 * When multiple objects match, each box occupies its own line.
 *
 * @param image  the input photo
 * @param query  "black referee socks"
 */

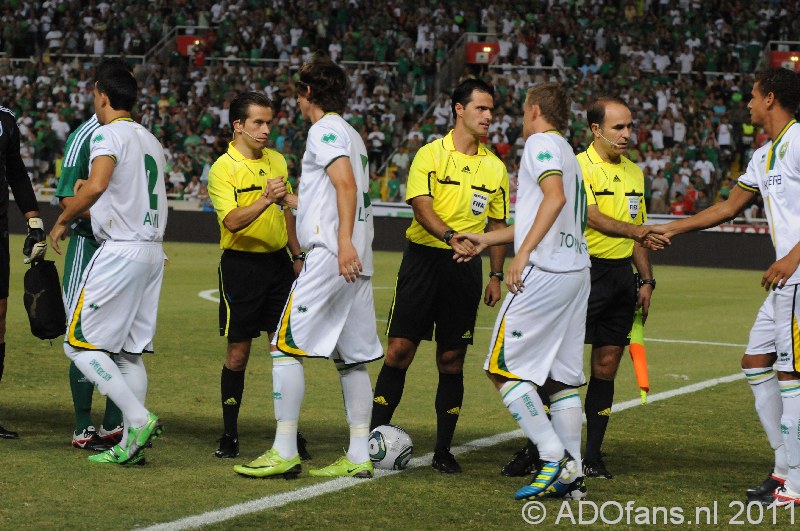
xmin=435 ymin=371 xmax=464 ymax=452
xmin=584 ymin=376 xmax=615 ymax=461
xmin=221 ymin=365 xmax=245 ymax=436
xmin=370 ymin=364 xmax=408 ymax=430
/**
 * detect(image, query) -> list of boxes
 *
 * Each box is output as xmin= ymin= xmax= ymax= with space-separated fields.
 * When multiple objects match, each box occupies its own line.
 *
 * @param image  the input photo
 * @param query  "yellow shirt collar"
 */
xmin=442 ymin=130 xmax=488 ymax=156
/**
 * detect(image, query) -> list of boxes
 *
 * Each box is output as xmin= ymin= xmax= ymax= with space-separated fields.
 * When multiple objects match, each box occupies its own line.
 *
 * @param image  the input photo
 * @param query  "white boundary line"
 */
xmin=139 ymin=372 xmax=744 ymax=530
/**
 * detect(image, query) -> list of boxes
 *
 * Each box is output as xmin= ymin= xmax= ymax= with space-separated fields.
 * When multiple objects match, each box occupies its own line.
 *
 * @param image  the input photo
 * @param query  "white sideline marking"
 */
xmin=139 ymin=372 xmax=744 ymax=531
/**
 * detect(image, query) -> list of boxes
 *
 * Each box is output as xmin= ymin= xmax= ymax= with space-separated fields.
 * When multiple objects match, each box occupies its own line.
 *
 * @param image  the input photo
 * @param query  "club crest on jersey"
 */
xmin=471 ymin=192 xmax=488 ymax=215
xmin=779 ymin=142 xmax=789 ymax=160
xmin=627 ymin=195 xmax=640 ymax=219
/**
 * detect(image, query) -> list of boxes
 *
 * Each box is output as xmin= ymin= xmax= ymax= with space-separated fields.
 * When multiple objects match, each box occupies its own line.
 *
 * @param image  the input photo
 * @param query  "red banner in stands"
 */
xmin=769 ymin=51 xmax=800 ymax=72
xmin=465 ymin=42 xmax=499 ymax=64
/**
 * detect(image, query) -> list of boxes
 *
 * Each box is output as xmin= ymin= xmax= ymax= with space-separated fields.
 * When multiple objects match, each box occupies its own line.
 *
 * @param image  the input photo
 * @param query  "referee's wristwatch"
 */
xmin=292 ymin=251 xmax=306 ymax=261
xmin=489 ymin=271 xmax=504 ymax=281
xmin=639 ymin=278 xmax=656 ymax=290
xmin=442 ymin=229 xmax=456 ymax=246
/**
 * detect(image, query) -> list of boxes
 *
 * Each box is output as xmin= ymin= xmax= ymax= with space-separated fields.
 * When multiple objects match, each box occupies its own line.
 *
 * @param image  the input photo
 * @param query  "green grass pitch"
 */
xmin=1 ymin=236 xmax=796 ymax=529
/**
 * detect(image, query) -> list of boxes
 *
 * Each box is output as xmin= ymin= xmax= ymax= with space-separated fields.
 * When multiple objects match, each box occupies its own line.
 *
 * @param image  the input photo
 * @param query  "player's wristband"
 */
xmin=292 ymin=252 xmax=306 ymax=261
xmin=489 ymin=271 xmax=504 ymax=281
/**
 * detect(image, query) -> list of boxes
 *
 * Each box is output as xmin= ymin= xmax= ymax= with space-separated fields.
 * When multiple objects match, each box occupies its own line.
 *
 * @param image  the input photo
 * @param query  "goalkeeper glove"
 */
xmin=23 ymin=217 xmax=47 ymax=264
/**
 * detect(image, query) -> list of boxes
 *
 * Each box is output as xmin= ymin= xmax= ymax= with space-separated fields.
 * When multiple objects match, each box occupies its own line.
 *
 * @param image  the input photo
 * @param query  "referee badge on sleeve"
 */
xmin=627 ymin=195 xmax=640 ymax=219
xmin=471 ymin=192 xmax=488 ymax=215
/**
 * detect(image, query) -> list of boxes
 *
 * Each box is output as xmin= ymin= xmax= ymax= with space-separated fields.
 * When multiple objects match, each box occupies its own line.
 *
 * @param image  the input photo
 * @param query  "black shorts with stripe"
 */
xmin=218 ymin=248 xmax=294 ymax=342
xmin=387 ymin=241 xmax=482 ymax=346
xmin=585 ymin=256 xmax=637 ymax=347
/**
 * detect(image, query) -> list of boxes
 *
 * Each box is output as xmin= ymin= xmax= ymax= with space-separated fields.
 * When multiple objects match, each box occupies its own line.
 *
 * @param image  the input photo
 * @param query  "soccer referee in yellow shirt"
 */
xmin=371 ymin=78 xmax=510 ymax=473
xmin=579 ymin=97 xmax=666 ymax=479
xmin=207 ymin=92 xmax=306 ymax=460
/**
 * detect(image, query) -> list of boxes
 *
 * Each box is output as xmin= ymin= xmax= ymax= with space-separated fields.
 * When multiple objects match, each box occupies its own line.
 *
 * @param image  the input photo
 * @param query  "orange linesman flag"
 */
xmin=629 ymin=308 xmax=649 ymax=404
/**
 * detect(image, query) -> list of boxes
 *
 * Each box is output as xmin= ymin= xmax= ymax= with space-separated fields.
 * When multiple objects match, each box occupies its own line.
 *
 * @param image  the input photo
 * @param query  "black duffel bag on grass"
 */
xmin=23 ymin=260 xmax=66 ymax=340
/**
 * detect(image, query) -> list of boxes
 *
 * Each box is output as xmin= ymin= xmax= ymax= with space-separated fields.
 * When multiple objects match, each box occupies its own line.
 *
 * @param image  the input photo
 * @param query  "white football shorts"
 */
xmin=66 ymin=241 xmax=164 ymax=354
xmin=745 ymin=284 xmax=800 ymax=373
xmin=272 ymin=246 xmax=383 ymax=365
xmin=485 ymin=266 xmax=590 ymax=386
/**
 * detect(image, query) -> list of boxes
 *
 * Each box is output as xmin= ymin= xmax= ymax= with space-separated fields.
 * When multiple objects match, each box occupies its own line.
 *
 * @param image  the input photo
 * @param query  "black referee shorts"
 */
xmin=387 ymin=242 xmax=482 ymax=346
xmin=585 ymin=256 xmax=637 ymax=347
xmin=218 ymin=248 xmax=294 ymax=343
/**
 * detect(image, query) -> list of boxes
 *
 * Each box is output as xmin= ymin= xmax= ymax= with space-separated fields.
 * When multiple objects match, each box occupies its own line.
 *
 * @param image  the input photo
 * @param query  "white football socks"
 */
xmin=114 ymin=353 xmax=149 ymax=446
xmin=499 ymin=381 xmax=564 ymax=462
xmin=65 ymin=346 xmax=148 ymax=428
xmin=779 ymin=379 xmax=800 ymax=492
xmin=549 ymin=388 xmax=582 ymax=471
xmin=271 ymin=352 xmax=304 ymax=459
xmin=744 ymin=367 xmax=788 ymax=478
xmin=336 ymin=361 xmax=373 ymax=464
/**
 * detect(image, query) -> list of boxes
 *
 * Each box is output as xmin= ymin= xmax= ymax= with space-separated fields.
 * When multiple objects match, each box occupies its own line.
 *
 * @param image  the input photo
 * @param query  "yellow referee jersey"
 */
xmin=207 ymin=142 xmax=292 ymax=252
xmin=578 ymin=143 xmax=647 ymax=259
xmin=405 ymin=131 xmax=509 ymax=249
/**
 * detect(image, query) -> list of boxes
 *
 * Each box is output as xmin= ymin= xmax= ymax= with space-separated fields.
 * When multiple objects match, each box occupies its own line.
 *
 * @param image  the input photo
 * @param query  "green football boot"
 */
xmin=87 ymin=445 xmax=146 ymax=466
xmin=309 ymin=455 xmax=373 ymax=478
xmin=233 ymin=448 xmax=301 ymax=479
xmin=123 ymin=412 xmax=163 ymax=462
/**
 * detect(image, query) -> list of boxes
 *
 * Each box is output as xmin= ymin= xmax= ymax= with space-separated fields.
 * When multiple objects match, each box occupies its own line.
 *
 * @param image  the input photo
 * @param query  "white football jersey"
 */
xmin=296 ymin=113 xmax=374 ymax=275
xmin=738 ymin=120 xmax=800 ymax=286
xmin=514 ymin=132 xmax=590 ymax=273
xmin=88 ymin=118 xmax=168 ymax=242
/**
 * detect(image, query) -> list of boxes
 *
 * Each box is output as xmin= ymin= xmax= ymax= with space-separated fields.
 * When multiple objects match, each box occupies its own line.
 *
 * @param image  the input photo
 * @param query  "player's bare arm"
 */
xmin=50 ymin=155 xmax=114 ymax=254
xmin=506 ymin=176 xmax=566 ymax=295
xmin=451 ymin=226 xmax=515 ymax=262
xmin=410 ymin=195 xmax=477 ymax=257
xmin=588 ymin=204 xmax=669 ymax=248
xmin=650 ymin=185 xmax=755 ymax=240
xmin=485 ymin=217 xmax=509 ymax=306
xmin=327 ymin=156 xmax=361 ymax=282
xmin=59 ymin=197 xmax=91 ymax=220
xmin=221 ymin=178 xmax=282 ymax=233
xmin=267 ymin=177 xmax=298 ymax=209
xmin=283 ymin=207 xmax=304 ymax=276
xmin=631 ymin=243 xmax=654 ymax=322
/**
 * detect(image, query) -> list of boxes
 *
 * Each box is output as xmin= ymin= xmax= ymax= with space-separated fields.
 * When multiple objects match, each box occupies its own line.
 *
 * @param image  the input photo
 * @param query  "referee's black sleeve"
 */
xmin=5 ymin=117 xmax=38 ymax=215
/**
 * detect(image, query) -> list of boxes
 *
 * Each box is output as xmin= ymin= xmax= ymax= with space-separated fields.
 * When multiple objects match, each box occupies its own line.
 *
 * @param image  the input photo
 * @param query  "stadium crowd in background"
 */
xmin=0 ymin=0 xmax=798 ymax=214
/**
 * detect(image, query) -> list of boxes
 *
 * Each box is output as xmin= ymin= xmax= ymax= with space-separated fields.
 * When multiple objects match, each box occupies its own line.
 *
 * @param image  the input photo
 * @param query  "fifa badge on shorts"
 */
xmin=627 ymin=195 xmax=640 ymax=219
xmin=471 ymin=192 xmax=488 ymax=215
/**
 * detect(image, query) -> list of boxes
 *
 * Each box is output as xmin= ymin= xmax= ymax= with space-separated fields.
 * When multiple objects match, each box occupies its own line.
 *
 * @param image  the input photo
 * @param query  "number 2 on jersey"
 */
xmin=144 ymin=154 xmax=159 ymax=210
xmin=574 ymin=175 xmax=587 ymax=232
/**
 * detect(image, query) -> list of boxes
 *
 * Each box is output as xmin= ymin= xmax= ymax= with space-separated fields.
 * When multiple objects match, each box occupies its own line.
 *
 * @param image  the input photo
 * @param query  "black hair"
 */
xmin=451 ymin=78 xmax=495 ymax=118
xmin=297 ymin=58 xmax=349 ymax=114
xmin=754 ymin=67 xmax=800 ymax=113
xmin=586 ymin=96 xmax=629 ymax=128
xmin=229 ymin=92 xmax=274 ymax=128
xmin=94 ymin=58 xmax=136 ymax=112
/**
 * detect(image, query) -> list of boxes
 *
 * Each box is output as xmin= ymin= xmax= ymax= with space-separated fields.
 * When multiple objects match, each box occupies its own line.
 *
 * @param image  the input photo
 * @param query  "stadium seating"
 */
xmin=1 ymin=0 xmax=797 ymax=213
